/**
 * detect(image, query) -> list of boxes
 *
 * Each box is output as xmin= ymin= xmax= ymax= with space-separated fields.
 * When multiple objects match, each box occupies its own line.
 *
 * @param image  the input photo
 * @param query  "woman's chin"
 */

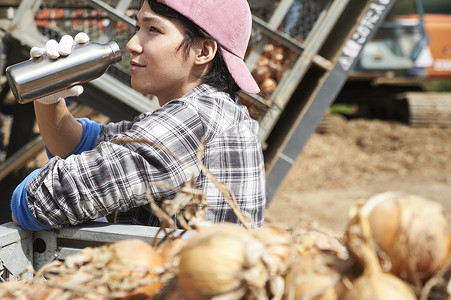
xmin=130 ymin=82 xmax=149 ymax=95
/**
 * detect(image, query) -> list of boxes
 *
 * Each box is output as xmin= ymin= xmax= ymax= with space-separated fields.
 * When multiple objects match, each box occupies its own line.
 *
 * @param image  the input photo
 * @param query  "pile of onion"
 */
xmin=251 ymin=41 xmax=296 ymax=99
xmin=357 ymin=191 xmax=450 ymax=285
xmin=3 ymin=190 xmax=450 ymax=299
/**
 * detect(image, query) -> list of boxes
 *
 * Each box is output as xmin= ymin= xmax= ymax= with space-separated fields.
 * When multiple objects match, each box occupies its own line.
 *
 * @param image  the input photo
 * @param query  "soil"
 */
xmin=264 ymin=114 xmax=451 ymax=238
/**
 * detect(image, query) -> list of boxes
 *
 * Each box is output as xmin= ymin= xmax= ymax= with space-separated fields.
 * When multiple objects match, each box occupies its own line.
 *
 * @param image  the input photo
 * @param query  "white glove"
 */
xmin=30 ymin=32 xmax=90 ymax=104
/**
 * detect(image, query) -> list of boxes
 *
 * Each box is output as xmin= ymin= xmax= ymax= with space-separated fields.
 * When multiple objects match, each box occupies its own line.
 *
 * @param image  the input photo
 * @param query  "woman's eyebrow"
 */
xmin=135 ymin=15 xmax=165 ymax=26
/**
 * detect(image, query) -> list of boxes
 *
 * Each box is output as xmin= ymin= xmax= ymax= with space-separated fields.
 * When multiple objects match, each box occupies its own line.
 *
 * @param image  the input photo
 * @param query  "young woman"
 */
xmin=11 ymin=0 xmax=266 ymax=230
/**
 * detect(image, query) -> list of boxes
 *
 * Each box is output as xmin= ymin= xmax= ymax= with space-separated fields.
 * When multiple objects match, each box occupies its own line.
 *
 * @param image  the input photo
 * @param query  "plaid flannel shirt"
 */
xmin=25 ymin=84 xmax=265 ymax=228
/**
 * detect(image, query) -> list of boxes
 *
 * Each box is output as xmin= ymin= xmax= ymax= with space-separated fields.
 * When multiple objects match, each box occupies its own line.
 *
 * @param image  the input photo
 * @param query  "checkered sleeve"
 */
xmin=25 ymin=101 xmax=205 ymax=228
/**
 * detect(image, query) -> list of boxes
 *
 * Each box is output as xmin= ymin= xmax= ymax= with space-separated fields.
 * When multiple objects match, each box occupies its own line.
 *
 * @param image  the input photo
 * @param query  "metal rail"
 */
xmin=0 ymin=222 xmax=188 ymax=278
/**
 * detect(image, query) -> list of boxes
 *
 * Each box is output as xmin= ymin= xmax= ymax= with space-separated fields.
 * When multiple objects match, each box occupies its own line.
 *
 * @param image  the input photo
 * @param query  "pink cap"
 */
xmin=157 ymin=0 xmax=260 ymax=94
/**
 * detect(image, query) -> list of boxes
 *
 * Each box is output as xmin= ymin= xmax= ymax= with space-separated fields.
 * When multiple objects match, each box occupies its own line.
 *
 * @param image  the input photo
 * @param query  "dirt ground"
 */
xmin=264 ymin=114 xmax=451 ymax=238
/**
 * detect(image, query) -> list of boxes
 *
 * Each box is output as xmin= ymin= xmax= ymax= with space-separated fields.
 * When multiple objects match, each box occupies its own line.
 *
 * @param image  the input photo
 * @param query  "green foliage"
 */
xmin=426 ymin=80 xmax=451 ymax=92
xmin=329 ymin=104 xmax=358 ymax=115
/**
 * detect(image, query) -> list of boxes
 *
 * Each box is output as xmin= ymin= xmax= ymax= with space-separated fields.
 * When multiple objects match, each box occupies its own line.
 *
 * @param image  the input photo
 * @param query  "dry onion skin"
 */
xmin=343 ymin=203 xmax=417 ymax=300
xmin=360 ymin=191 xmax=450 ymax=284
xmin=0 ymin=239 xmax=165 ymax=300
xmin=0 ymin=280 xmax=32 ymax=300
xmin=157 ymin=237 xmax=189 ymax=266
xmin=284 ymin=231 xmax=350 ymax=300
xmin=177 ymin=223 xmax=270 ymax=300
xmin=250 ymin=225 xmax=299 ymax=300
xmin=295 ymin=231 xmax=349 ymax=260
xmin=63 ymin=239 xmax=165 ymax=299
xmin=250 ymin=224 xmax=297 ymax=276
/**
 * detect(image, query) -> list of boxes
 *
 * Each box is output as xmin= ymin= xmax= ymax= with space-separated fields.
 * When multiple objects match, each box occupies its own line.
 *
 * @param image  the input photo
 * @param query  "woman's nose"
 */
xmin=126 ymin=34 xmax=141 ymax=54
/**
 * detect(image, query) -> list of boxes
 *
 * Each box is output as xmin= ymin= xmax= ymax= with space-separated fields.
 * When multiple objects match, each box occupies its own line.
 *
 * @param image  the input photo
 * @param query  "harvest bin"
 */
xmin=0 ymin=222 xmax=174 ymax=281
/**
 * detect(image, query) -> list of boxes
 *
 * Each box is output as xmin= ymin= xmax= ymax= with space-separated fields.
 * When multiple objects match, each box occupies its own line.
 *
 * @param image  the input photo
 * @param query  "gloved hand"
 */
xmin=30 ymin=32 xmax=90 ymax=104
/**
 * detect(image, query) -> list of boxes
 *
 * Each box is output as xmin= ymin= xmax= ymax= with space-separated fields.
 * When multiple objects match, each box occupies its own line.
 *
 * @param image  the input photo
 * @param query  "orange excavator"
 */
xmin=356 ymin=0 xmax=451 ymax=77
xmin=337 ymin=0 xmax=451 ymax=126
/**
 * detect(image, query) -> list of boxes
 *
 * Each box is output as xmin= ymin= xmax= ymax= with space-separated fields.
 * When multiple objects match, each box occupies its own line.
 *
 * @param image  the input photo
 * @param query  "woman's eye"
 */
xmin=134 ymin=26 xmax=140 ymax=32
xmin=149 ymin=26 xmax=161 ymax=33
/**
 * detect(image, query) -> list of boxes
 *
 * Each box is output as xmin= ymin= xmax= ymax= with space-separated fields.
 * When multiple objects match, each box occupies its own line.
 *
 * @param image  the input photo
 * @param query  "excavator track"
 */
xmin=398 ymin=92 xmax=451 ymax=127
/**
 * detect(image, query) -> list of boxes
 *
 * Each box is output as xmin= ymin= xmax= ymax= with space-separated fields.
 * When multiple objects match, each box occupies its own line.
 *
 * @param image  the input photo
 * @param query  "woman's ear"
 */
xmin=194 ymin=39 xmax=217 ymax=66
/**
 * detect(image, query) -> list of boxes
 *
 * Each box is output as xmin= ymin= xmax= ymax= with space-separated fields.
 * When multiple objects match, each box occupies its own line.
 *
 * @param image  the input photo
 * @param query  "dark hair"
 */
xmin=143 ymin=0 xmax=240 ymax=95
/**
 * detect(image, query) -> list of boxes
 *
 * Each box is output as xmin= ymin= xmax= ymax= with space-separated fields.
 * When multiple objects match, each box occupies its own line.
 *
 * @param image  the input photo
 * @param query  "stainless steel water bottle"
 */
xmin=5 ymin=41 xmax=122 ymax=104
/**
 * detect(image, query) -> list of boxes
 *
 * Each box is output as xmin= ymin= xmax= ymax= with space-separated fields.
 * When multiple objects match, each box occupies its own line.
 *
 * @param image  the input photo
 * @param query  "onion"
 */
xmin=28 ymin=276 xmax=104 ymax=300
xmin=250 ymin=224 xmax=297 ymax=275
xmin=263 ymin=43 xmax=275 ymax=57
xmin=158 ymin=287 xmax=188 ymax=300
xmin=359 ymin=192 xmax=450 ymax=284
xmin=250 ymin=225 xmax=299 ymax=299
xmin=158 ymin=238 xmax=189 ymax=266
xmin=256 ymin=56 xmax=270 ymax=67
xmin=295 ymin=231 xmax=348 ymax=260
xmin=153 ymin=279 xmax=188 ymax=300
xmin=177 ymin=223 xmax=269 ymax=300
xmin=260 ymin=78 xmax=277 ymax=98
xmin=252 ymin=65 xmax=271 ymax=85
xmin=284 ymin=231 xmax=350 ymax=300
xmin=107 ymin=239 xmax=164 ymax=299
xmin=273 ymin=50 xmax=284 ymax=64
xmin=284 ymin=251 xmax=346 ymax=300
xmin=343 ymin=202 xmax=417 ymax=300
xmin=341 ymin=268 xmax=417 ymax=300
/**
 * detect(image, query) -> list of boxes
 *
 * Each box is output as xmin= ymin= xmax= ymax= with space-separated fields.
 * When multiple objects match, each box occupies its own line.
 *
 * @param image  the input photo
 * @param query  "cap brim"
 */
xmin=222 ymin=49 xmax=260 ymax=94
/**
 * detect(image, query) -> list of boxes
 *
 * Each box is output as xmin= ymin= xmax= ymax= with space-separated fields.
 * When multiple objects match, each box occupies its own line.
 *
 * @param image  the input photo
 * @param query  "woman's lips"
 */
xmin=129 ymin=60 xmax=145 ymax=72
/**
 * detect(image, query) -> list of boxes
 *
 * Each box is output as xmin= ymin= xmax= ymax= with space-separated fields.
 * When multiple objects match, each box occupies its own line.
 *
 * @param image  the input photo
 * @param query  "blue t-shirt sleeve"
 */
xmin=45 ymin=118 xmax=102 ymax=159
xmin=10 ymin=169 xmax=52 ymax=231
